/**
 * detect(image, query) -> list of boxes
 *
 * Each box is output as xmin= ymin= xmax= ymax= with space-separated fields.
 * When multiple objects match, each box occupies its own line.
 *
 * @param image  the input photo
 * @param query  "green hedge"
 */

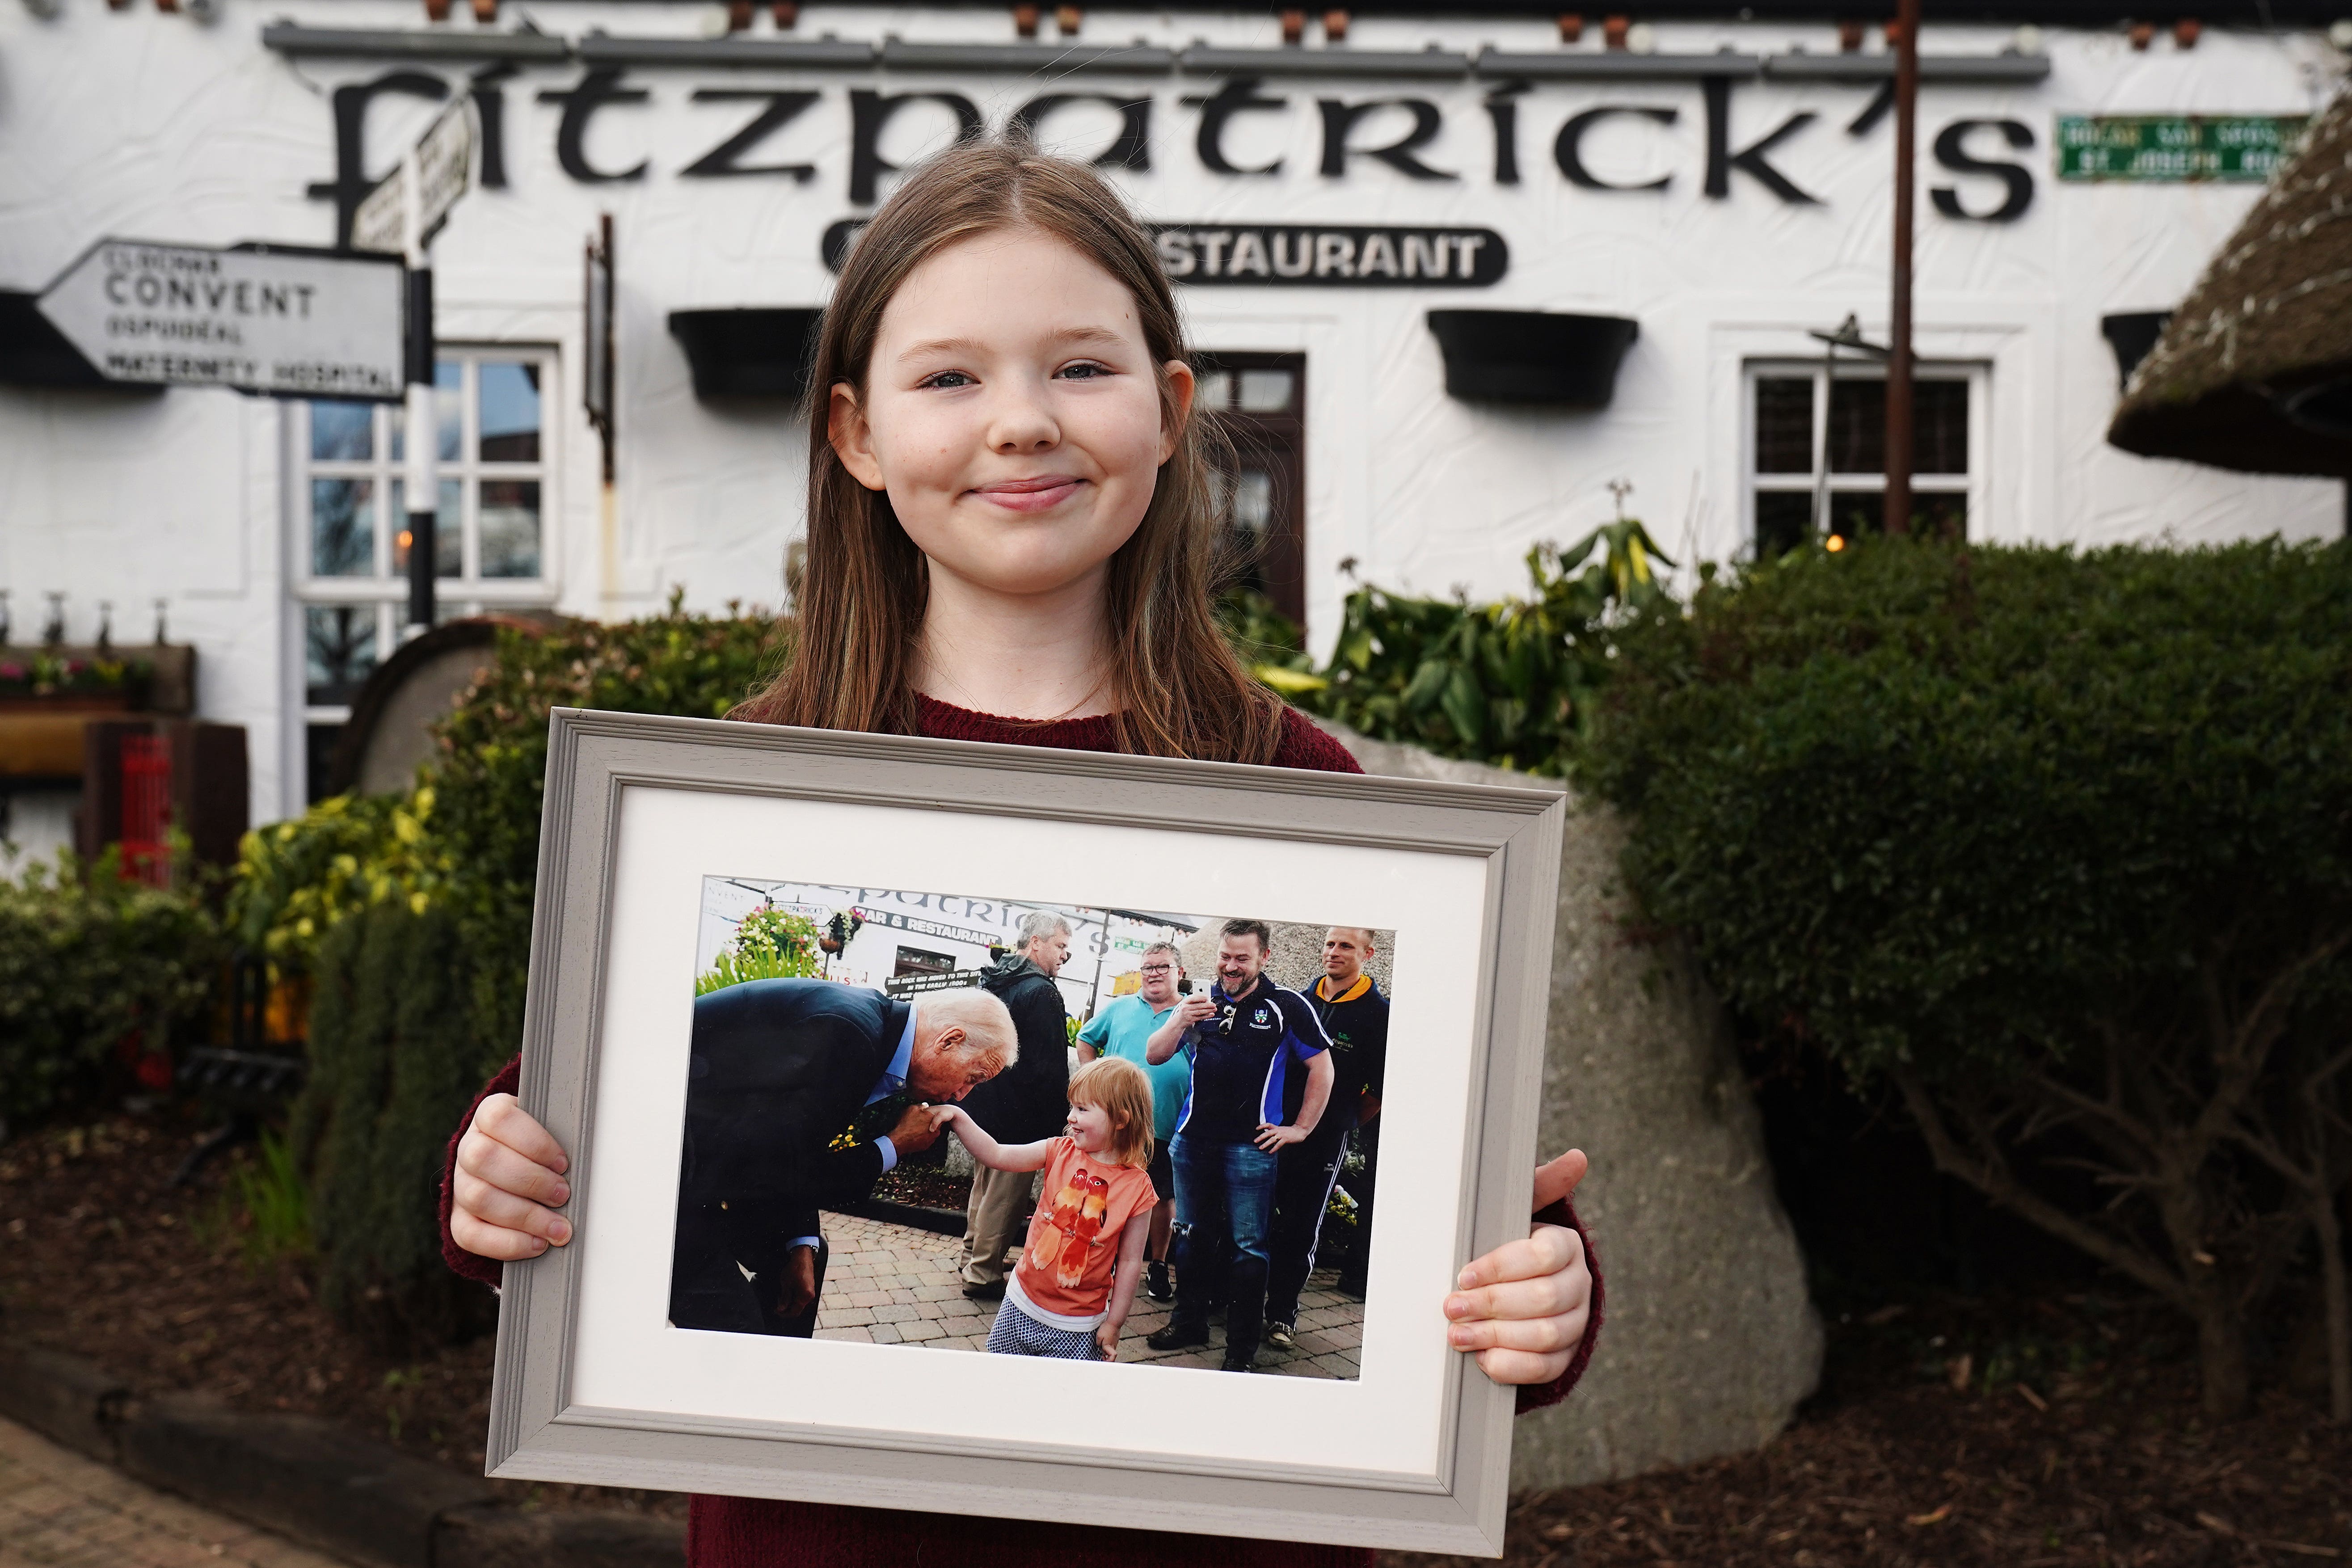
xmin=232 ymin=595 xmax=787 ymax=1344
xmin=0 ymin=850 xmax=222 ymax=1134
xmin=1578 ymin=535 xmax=2352 ymax=1419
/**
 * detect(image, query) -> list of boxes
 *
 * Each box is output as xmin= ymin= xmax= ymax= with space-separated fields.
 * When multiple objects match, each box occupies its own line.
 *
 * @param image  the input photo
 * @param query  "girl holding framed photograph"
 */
xmin=442 ymin=133 xmax=1601 ymax=1567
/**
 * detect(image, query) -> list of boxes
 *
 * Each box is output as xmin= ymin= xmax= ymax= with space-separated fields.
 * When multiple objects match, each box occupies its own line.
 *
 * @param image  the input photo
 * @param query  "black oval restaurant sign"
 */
xmin=822 ymin=216 xmax=1507 ymax=287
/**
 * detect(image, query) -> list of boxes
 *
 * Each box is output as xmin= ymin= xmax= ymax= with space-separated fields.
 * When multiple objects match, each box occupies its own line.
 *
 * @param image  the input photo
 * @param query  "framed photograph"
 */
xmin=485 ymin=708 xmax=1566 ymax=1555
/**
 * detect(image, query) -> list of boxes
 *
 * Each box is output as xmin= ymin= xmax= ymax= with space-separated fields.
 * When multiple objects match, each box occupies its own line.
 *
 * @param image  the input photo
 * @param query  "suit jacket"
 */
xmin=679 ymin=978 xmax=910 ymax=1253
xmin=954 ymin=954 xmax=1070 ymax=1144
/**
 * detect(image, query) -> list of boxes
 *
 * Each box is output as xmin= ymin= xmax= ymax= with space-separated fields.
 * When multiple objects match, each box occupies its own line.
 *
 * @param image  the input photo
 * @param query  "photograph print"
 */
xmin=673 ymin=878 xmax=1395 ymax=1380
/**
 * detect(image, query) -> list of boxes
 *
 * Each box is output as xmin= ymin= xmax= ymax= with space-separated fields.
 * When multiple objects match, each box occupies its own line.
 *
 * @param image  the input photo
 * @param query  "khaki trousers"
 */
xmin=958 ymin=1163 xmax=1039 ymax=1286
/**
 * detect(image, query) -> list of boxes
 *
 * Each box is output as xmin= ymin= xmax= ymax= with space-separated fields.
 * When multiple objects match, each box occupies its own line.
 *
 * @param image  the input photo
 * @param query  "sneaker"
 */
xmin=1145 ymin=1261 xmax=1174 ymax=1302
xmin=1220 ymin=1351 xmax=1256 ymax=1373
xmin=1146 ymin=1321 xmax=1210 ymax=1352
xmin=1262 ymin=1321 xmax=1296 ymax=1351
xmin=961 ymin=1279 xmax=1006 ymax=1302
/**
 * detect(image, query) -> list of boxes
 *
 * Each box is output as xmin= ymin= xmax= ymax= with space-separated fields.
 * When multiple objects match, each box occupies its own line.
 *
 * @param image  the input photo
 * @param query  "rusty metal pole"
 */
xmin=1883 ymin=0 xmax=1921 ymax=536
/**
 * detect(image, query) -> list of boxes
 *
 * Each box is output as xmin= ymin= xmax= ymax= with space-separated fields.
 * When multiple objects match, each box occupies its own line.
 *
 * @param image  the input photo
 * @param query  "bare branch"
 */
xmin=1893 ymin=1069 xmax=2193 ymax=1313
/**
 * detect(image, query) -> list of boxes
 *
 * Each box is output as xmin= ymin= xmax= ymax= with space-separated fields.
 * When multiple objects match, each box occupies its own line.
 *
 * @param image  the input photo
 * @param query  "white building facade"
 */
xmin=2 ymin=0 xmax=2346 ymax=842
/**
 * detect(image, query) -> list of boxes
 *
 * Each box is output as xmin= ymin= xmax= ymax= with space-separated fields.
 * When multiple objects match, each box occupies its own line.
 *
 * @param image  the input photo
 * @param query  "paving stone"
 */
xmin=867 ymin=1324 xmax=903 ymax=1345
xmin=0 ymin=1416 xmax=344 ymax=1568
xmin=896 ymin=1321 xmax=944 ymax=1343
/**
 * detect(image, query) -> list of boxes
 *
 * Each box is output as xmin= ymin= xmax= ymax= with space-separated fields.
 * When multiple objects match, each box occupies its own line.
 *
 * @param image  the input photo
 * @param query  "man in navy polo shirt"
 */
xmin=1143 ymin=918 xmax=1334 ymax=1372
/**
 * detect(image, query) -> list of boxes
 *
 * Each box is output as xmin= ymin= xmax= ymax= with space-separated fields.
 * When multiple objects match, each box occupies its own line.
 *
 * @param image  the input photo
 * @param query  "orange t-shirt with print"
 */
xmin=1014 ymin=1137 xmax=1158 ymax=1317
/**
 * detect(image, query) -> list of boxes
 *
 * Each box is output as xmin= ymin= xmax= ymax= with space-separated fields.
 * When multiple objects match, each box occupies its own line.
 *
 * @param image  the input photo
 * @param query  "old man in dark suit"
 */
xmin=670 ymin=978 xmax=1019 ymax=1337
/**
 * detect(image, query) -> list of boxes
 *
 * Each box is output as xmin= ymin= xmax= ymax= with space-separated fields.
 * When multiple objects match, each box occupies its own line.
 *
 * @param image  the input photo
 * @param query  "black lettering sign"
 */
xmin=538 ymin=69 xmax=651 ymax=184
xmin=1008 ymin=93 xmax=1153 ymax=172
xmin=1152 ymin=223 xmax=1505 ymax=286
xmin=681 ymin=89 xmax=821 ymax=180
xmin=305 ymin=70 xmax=447 ymax=248
xmin=1555 ymin=105 xmax=1678 ymax=191
xmin=1702 ymin=77 xmax=1820 ymax=204
xmin=1318 ymin=97 xmax=1454 ymax=181
xmin=1931 ymin=118 xmax=2036 ymax=222
xmin=847 ymin=88 xmax=983 ymax=204
xmin=1183 ymin=78 xmax=1288 ymax=176
xmin=1484 ymin=84 xmax=1527 ymax=185
xmin=471 ymin=63 xmax=514 ymax=190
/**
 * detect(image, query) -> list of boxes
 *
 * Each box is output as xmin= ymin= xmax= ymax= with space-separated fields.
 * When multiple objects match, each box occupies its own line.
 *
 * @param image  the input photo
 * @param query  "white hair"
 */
xmin=1016 ymin=910 xmax=1072 ymax=950
xmin=919 ymin=987 xmax=1019 ymax=1069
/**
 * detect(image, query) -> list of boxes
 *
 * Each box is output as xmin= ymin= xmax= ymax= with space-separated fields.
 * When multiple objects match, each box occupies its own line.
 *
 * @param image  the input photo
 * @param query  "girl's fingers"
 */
xmin=472 ymin=1094 xmax=570 ymax=1176
xmin=457 ymin=1127 xmax=572 ymax=1210
xmin=1473 ymin=1345 xmax=1576 ymax=1387
xmin=1530 ymin=1149 xmax=1589 ymax=1215
xmin=1453 ymin=1222 xmax=1583 ymax=1296
xmin=452 ymin=1169 xmax=573 ymax=1244
xmin=1447 ymin=1301 xmax=1590 ymax=1357
xmin=448 ymin=1208 xmax=554 ymax=1262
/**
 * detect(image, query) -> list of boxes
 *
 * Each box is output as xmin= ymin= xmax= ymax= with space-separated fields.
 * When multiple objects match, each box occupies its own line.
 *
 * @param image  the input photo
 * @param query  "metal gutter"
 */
xmin=574 ymin=32 xmax=875 ymax=66
xmin=1474 ymin=48 xmax=1762 ymax=79
xmin=258 ymin=22 xmax=2052 ymax=85
xmin=877 ymin=37 xmax=1177 ymax=72
xmin=1761 ymin=50 xmax=2053 ymax=80
xmin=259 ymin=21 xmax=573 ymax=61
xmin=1175 ymin=43 xmax=1472 ymax=76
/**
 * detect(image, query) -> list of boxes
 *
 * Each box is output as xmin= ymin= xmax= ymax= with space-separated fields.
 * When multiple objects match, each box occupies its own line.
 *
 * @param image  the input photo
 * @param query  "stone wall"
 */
xmin=1173 ymin=922 xmax=1395 ymax=997
xmin=1324 ymin=724 xmax=1823 ymax=1492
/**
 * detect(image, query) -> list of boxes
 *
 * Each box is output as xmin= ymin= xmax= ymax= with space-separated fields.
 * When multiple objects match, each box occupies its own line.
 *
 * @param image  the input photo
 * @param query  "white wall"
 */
xmin=2 ymin=1 xmax=2343 ymax=830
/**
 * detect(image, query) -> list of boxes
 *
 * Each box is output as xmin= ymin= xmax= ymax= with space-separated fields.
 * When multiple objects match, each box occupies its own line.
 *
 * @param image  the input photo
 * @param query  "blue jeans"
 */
xmin=1168 ymin=1134 xmax=1278 ymax=1361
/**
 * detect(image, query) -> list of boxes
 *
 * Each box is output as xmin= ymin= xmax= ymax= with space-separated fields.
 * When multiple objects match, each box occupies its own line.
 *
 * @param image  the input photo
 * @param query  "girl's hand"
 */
xmin=451 ymin=1093 xmax=573 ymax=1261
xmin=1442 ymin=1150 xmax=1592 ymax=1386
xmin=1095 ymin=1321 xmax=1121 ymax=1361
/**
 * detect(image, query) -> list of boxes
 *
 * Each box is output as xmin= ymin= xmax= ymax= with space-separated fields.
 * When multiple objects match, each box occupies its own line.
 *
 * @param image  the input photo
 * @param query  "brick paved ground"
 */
xmin=814 ymin=1213 xmax=1365 ymax=1379
xmin=0 ymin=1417 xmax=342 ymax=1568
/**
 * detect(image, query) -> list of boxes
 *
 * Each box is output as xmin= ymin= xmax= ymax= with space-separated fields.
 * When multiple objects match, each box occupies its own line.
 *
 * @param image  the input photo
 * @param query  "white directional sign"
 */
xmin=351 ymin=97 xmax=474 ymax=258
xmin=35 ymin=239 xmax=405 ymax=400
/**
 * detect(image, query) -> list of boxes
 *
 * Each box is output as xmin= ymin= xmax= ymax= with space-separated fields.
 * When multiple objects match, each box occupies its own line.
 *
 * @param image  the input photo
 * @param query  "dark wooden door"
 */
xmin=1196 ymin=352 xmax=1307 ymax=626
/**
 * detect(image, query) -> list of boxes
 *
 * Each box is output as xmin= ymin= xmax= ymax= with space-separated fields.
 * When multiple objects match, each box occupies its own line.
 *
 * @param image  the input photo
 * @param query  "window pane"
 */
xmin=1197 ymin=371 xmax=1232 ymax=409
xmin=1827 ymin=489 xmax=1969 ymax=540
xmin=1237 ymin=368 xmax=1295 ymax=413
xmin=1755 ymin=491 xmax=1814 ymax=558
xmin=389 ymin=361 xmax=464 ymax=464
xmin=479 ymin=361 xmax=542 ymax=463
xmin=1828 ymin=490 xmax=1883 ymax=537
xmin=310 ymin=479 xmax=375 ymax=577
xmin=310 ymin=401 xmax=374 ymax=461
xmin=305 ymin=722 xmax=345 ymax=805
xmin=392 ymin=478 xmax=464 ymax=578
xmin=1826 ymin=379 xmax=1887 ymax=475
xmin=1230 ymin=470 xmax=1274 ymax=536
xmin=1754 ymin=378 xmax=1814 ymax=474
xmin=304 ymin=605 xmax=377 ymax=705
xmin=1917 ymin=380 xmax=1969 ymax=475
xmin=479 ymin=479 xmax=543 ymax=578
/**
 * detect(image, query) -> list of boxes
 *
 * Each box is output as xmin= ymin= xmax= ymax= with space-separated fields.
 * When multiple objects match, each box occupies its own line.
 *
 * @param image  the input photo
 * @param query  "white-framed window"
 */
xmin=293 ymin=347 xmax=557 ymax=799
xmin=1744 ymin=361 xmax=1984 ymax=558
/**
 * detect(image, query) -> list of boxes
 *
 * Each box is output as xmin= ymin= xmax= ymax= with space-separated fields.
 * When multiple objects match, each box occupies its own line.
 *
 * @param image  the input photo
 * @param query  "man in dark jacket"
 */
xmin=671 ymin=977 xmax=1017 ymax=1336
xmin=954 ymin=910 xmax=1074 ymax=1298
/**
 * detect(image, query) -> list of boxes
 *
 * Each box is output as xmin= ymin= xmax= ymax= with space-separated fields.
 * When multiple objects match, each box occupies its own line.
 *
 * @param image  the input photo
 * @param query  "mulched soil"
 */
xmin=870 ymin=1162 xmax=971 ymax=1211
xmin=6 ymin=1110 xmax=2348 ymax=1564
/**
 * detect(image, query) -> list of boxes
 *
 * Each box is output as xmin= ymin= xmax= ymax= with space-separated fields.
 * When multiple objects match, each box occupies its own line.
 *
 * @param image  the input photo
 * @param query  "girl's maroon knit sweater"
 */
xmin=438 ymin=697 xmax=1603 ymax=1568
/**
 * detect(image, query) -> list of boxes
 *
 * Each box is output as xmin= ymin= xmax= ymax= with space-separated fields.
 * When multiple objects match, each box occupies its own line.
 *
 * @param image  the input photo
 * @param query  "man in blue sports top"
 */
xmin=1142 ymin=918 xmax=1334 ymax=1372
xmin=1075 ymin=939 xmax=1191 ymax=1302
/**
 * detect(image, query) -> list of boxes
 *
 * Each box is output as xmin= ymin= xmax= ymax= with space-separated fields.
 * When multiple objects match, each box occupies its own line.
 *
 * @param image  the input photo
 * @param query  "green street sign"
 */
xmin=2057 ymin=114 xmax=2309 ymax=182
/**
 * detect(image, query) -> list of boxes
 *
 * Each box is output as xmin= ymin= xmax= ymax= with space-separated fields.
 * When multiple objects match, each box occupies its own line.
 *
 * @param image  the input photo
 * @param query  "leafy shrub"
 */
xmin=1580 ymin=535 xmax=2352 ymax=1419
xmin=219 ymin=1130 xmax=313 ymax=1270
xmin=298 ymin=898 xmax=505 ymax=1348
xmin=0 ymin=849 xmax=223 ymax=1134
xmin=1249 ymin=519 xmax=1676 ymax=774
xmin=696 ymin=904 xmax=824 ymax=995
xmin=249 ymin=595 xmax=786 ymax=1346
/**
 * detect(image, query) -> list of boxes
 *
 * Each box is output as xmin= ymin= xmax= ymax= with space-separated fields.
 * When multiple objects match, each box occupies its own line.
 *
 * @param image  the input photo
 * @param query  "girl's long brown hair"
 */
xmin=732 ymin=135 xmax=1289 ymax=765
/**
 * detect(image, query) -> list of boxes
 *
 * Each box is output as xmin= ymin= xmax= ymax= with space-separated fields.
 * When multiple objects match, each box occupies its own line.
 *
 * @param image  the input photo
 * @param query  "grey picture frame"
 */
xmin=484 ymin=707 xmax=1567 ymax=1556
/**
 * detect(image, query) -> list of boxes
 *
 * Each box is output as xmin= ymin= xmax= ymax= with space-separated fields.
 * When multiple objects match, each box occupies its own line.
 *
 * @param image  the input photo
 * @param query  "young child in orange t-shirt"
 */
xmin=938 ymin=1056 xmax=1158 ymax=1361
